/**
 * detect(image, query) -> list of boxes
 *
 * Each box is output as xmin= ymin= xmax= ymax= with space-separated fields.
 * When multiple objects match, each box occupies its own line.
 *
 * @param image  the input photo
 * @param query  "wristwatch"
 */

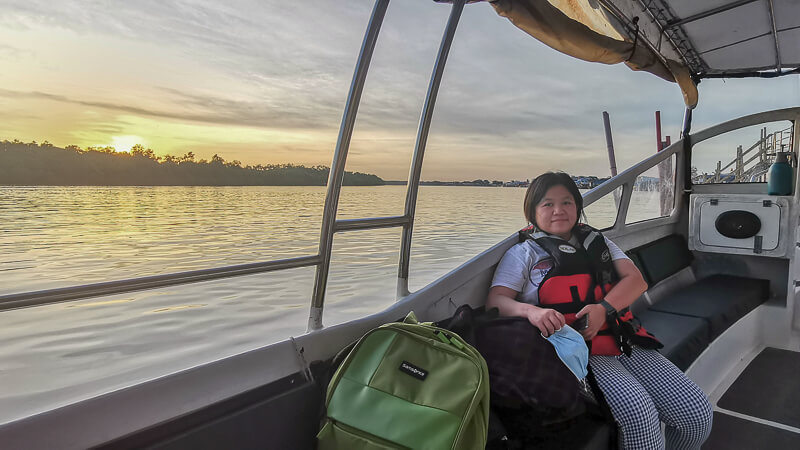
xmin=599 ymin=300 xmax=617 ymax=315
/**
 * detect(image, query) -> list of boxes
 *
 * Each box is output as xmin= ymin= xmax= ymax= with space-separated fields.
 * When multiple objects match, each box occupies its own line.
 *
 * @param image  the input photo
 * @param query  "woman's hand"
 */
xmin=487 ymin=286 xmax=565 ymax=336
xmin=526 ymin=305 xmax=565 ymax=337
xmin=575 ymin=304 xmax=607 ymax=340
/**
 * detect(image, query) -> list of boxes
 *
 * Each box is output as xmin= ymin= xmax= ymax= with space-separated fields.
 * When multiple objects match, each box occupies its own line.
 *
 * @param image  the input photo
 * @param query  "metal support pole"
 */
xmin=603 ymin=111 xmax=618 ymax=177
xmin=663 ymin=0 xmax=758 ymax=29
xmin=655 ymin=111 xmax=672 ymax=213
xmin=736 ymin=145 xmax=743 ymax=180
xmin=659 ymin=135 xmax=673 ymax=214
xmin=767 ymin=0 xmax=782 ymax=72
xmin=397 ymin=0 xmax=466 ymax=299
xmin=681 ymin=107 xmax=693 ymax=191
xmin=602 ymin=111 xmax=620 ymax=208
xmin=616 ymin=182 xmax=634 ymax=228
xmin=655 ymin=111 xmax=663 ymax=152
xmin=308 ymin=0 xmax=390 ymax=332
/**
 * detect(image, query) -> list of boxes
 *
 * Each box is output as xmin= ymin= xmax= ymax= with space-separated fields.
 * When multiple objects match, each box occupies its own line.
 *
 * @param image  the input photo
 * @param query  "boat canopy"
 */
xmin=442 ymin=0 xmax=800 ymax=109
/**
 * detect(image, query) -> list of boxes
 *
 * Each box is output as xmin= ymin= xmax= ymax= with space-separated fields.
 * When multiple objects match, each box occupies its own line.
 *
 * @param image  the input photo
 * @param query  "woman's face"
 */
xmin=535 ymin=184 xmax=578 ymax=240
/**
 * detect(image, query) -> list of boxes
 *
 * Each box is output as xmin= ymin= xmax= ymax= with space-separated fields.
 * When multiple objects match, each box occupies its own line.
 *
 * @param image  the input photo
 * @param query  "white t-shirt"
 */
xmin=491 ymin=236 xmax=630 ymax=305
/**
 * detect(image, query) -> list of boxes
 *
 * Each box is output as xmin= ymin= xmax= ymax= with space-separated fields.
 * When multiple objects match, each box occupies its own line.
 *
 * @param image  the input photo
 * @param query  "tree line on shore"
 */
xmin=0 ymin=140 xmax=384 ymax=186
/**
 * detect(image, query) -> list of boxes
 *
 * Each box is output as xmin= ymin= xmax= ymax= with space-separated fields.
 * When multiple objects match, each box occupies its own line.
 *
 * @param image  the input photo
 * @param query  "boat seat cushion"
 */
xmin=627 ymin=251 xmax=647 ymax=282
xmin=628 ymin=234 xmax=693 ymax=286
xmin=647 ymin=274 xmax=769 ymax=339
xmin=636 ymin=310 xmax=709 ymax=371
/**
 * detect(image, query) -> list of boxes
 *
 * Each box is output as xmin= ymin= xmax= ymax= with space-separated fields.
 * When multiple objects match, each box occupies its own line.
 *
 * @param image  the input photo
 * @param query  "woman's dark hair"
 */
xmin=523 ymin=172 xmax=584 ymax=228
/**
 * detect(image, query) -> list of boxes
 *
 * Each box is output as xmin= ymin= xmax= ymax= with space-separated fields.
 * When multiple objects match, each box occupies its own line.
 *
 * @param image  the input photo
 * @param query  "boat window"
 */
xmin=407 ymin=186 xmax=528 ymax=293
xmin=583 ymin=186 xmax=622 ymax=230
xmin=692 ymin=121 xmax=794 ymax=185
xmin=626 ymin=154 xmax=676 ymax=224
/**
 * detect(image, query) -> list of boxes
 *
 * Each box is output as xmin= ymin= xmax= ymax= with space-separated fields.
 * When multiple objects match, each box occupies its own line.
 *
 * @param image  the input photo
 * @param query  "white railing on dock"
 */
xmin=696 ymin=125 xmax=794 ymax=184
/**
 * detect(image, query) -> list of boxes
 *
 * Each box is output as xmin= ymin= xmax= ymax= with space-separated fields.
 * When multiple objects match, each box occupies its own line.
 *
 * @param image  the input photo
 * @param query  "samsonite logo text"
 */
xmin=399 ymin=361 xmax=428 ymax=380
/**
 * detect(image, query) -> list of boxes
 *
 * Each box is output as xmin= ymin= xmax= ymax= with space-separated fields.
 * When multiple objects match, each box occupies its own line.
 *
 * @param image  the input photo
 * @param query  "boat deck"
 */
xmin=704 ymin=347 xmax=800 ymax=448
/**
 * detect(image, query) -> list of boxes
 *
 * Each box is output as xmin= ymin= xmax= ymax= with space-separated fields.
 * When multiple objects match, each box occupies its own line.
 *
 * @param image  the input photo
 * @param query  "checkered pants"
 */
xmin=590 ymin=347 xmax=713 ymax=450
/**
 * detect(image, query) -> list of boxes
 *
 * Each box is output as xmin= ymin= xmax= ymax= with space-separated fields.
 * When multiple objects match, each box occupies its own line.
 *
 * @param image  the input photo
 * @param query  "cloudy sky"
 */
xmin=1 ymin=0 xmax=798 ymax=181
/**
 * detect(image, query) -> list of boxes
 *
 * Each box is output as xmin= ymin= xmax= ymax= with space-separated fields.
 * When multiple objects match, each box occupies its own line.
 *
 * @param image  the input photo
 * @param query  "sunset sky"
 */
xmin=1 ymin=0 xmax=798 ymax=181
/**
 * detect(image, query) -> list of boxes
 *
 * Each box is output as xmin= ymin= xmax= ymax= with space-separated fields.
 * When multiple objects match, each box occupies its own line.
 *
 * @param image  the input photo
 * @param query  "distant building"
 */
xmin=572 ymin=176 xmax=608 ymax=189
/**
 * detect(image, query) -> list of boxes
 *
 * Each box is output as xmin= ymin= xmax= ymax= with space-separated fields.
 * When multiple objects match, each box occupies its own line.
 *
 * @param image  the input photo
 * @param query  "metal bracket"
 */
xmin=289 ymin=336 xmax=314 ymax=382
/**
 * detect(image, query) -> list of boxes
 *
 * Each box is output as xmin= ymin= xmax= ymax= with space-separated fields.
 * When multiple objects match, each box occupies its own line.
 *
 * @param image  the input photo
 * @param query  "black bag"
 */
xmin=437 ymin=305 xmax=618 ymax=449
xmin=476 ymin=317 xmax=583 ymax=416
xmin=438 ymin=305 xmax=583 ymax=415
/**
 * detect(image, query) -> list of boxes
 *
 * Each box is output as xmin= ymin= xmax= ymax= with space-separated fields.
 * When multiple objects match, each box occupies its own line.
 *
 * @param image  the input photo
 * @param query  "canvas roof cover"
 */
xmin=445 ymin=0 xmax=800 ymax=108
xmin=656 ymin=0 xmax=800 ymax=75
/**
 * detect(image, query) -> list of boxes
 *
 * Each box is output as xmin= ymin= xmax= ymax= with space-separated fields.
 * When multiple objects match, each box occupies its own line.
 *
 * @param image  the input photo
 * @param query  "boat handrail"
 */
xmin=334 ymin=215 xmax=411 ymax=232
xmin=0 ymin=255 xmax=321 ymax=312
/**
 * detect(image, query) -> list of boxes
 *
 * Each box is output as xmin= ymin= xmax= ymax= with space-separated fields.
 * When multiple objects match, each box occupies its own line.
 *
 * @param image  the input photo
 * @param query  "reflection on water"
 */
xmin=64 ymin=298 xmax=136 ymax=308
xmin=0 ymin=185 xmax=662 ymax=423
xmin=149 ymin=304 xmax=207 ymax=313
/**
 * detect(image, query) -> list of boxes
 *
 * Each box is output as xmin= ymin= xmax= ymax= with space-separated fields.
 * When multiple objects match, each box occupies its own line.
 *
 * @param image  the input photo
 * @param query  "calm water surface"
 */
xmin=0 ymin=185 xmax=658 ymax=423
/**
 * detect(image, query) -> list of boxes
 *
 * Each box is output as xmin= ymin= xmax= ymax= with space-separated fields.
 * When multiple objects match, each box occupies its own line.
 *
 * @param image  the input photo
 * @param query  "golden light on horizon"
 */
xmin=109 ymin=135 xmax=144 ymax=153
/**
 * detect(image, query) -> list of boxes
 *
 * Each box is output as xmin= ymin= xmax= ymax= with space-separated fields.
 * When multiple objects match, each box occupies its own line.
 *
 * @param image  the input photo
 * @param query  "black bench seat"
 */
xmin=647 ymin=274 xmax=769 ymax=340
xmin=636 ymin=310 xmax=708 ymax=371
xmin=627 ymin=236 xmax=770 ymax=371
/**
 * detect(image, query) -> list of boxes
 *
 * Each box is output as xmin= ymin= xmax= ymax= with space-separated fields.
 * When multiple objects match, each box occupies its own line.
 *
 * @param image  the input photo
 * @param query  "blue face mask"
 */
xmin=545 ymin=325 xmax=589 ymax=380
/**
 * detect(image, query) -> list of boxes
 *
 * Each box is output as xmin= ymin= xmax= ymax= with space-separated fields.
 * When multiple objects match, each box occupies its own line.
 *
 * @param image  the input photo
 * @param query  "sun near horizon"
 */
xmin=106 ymin=136 xmax=144 ymax=153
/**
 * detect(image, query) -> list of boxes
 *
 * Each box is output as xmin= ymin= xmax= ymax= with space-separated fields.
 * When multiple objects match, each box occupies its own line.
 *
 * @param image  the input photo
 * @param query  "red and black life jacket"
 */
xmin=522 ymin=223 xmax=661 ymax=356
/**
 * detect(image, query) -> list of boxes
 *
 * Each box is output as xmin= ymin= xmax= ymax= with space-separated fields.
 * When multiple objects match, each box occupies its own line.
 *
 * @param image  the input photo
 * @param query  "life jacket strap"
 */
xmin=569 ymin=286 xmax=582 ymax=304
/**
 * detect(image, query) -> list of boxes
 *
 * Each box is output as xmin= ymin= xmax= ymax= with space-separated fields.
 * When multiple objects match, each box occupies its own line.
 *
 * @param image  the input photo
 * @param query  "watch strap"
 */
xmin=599 ymin=300 xmax=616 ymax=314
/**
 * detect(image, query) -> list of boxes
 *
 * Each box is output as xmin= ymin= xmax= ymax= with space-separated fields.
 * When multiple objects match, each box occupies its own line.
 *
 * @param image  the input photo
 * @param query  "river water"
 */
xmin=0 ymin=185 xmax=661 ymax=423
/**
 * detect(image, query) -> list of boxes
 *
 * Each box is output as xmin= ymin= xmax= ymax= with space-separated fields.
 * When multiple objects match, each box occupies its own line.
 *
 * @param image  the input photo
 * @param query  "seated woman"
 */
xmin=487 ymin=172 xmax=713 ymax=450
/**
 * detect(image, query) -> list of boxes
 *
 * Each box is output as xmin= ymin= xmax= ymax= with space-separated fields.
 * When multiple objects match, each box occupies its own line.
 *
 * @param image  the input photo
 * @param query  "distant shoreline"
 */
xmin=0 ymin=140 xmax=384 ymax=186
xmin=384 ymin=180 xmax=507 ymax=186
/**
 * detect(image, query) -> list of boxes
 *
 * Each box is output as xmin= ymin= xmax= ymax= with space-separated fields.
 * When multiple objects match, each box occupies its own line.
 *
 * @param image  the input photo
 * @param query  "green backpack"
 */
xmin=317 ymin=312 xmax=490 ymax=450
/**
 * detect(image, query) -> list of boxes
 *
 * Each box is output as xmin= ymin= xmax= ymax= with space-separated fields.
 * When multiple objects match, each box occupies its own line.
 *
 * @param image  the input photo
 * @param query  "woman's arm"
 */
xmin=576 ymin=258 xmax=648 ymax=339
xmin=603 ymin=258 xmax=648 ymax=311
xmin=488 ymin=285 xmax=565 ymax=336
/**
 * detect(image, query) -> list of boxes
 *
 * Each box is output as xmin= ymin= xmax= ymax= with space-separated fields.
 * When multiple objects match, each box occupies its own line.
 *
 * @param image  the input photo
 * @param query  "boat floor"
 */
xmin=703 ymin=347 xmax=800 ymax=448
